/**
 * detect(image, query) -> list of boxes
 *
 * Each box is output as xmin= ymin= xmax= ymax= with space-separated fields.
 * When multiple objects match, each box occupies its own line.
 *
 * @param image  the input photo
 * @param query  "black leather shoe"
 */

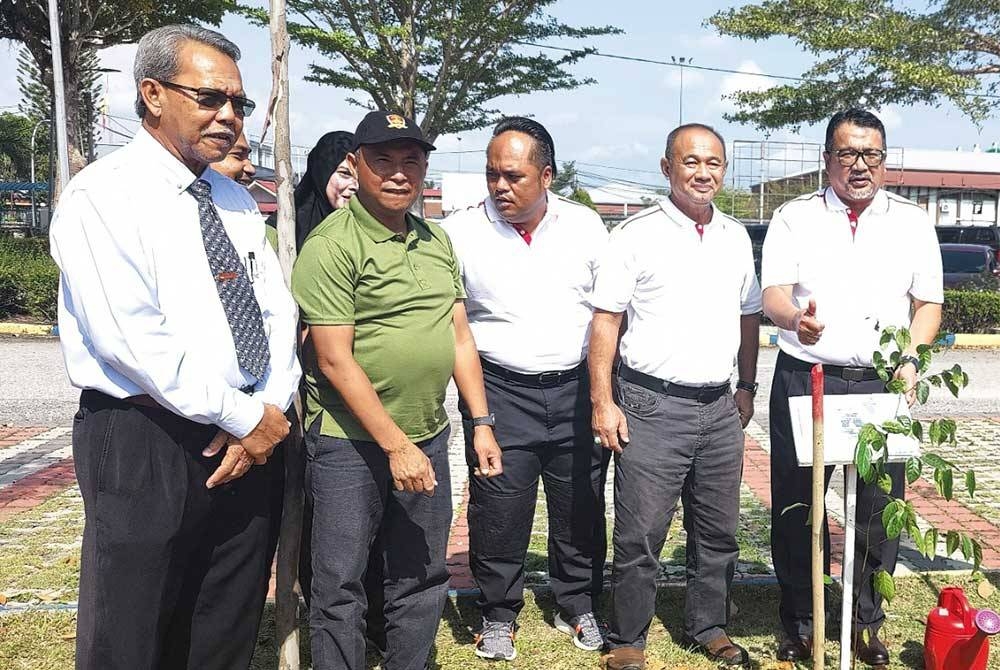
xmin=777 ymin=633 xmax=812 ymax=662
xmin=853 ymin=632 xmax=890 ymax=667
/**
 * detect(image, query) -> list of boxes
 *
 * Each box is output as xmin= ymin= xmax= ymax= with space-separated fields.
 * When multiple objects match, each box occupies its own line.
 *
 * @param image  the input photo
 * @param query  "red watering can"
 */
xmin=925 ymin=586 xmax=1000 ymax=670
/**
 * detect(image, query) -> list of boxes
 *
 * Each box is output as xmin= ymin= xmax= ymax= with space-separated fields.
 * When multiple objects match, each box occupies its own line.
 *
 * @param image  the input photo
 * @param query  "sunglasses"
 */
xmin=156 ymin=80 xmax=256 ymax=117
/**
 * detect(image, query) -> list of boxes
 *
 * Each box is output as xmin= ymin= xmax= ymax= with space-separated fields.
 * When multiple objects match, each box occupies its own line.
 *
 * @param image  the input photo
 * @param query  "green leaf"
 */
xmin=873 ymin=569 xmax=896 ymax=604
xmin=855 ymin=440 xmax=873 ymax=483
xmin=905 ymin=457 xmax=922 ymax=484
xmin=962 ymin=533 xmax=974 ymax=562
xmin=917 ymin=345 xmax=933 ymax=373
xmin=880 ymin=329 xmax=894 ymax=347
xmin=924 ymin=452 xmax=954 ymax=470
xmin=894 ymin=329 xmax=912 ymax=354
xmin=973 ymin=539 xmax=984 ymax=573
xmin=927 ymin=375 xmax=942 ymax=388
xmin=916 ymin=380 xmax=930 ymax=405
xmin=929 ymin=420 xmax=944 ymax=445
xmin=823 ymin=574 xmax=834 ymax=585
xmin=946 ymin=530 xmax=960 ymax=556
xmin=877 ymin=472 xmax=893 ymax=493
xmin=941 ymin=419 xmax=958 ymax=443
xmin=882 ymin=500 xmax=906 ymax=539
xmin=966 ymin=471 xmax=977 ymax=498
xmin=935 ymin=468 xmax=954 ymax=501
xmin=924 ymin=528 xmax=938 ymax=561
xmin=882 ymin=420 xmax=907 ymax=434
xmin=887 ymin=379 xmax=907 ymax=394
xmin=911 ymin=420 xmax=924 ymax=443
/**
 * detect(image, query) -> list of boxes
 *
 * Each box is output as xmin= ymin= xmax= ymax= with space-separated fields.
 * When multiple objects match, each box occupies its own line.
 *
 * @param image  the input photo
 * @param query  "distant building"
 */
xmin=754 ymin=147 xmax=1000 ymax=226
xmin=584 ymin=182 xmax=666 ymax=225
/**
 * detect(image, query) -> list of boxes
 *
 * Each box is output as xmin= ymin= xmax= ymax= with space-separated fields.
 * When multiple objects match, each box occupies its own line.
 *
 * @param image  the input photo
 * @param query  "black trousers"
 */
xmin=460 ymin=364 xmax=609 ymax=623
xmin=769 ymin=351 xmax=904 ymax=638
xmin=73 ymin=390 xmax=278 ymax=670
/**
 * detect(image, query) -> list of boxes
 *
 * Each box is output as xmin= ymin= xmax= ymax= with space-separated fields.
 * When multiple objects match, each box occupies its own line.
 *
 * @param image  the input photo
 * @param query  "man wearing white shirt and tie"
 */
xmin=443 ymin=117 xmax=609 ymax=661
xmin=49 ymin=25 xmax=299 ymax=670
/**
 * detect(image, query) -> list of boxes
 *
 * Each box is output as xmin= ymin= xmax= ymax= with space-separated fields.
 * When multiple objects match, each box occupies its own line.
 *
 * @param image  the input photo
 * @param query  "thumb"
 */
xmin=805 ymin=299 xmax=817 ymax=317
xmin=476 ymin=448 xmax=491 ymax=476
xmin=203 ymin=429 xmax=228 ymax=457
xmin=618 ymin=414 xmax=630 ymax=444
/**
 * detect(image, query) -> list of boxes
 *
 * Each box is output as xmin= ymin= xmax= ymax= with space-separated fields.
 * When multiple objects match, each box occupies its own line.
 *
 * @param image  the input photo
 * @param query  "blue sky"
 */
xmin=3 ymin=0 xmax=1000 ymax=188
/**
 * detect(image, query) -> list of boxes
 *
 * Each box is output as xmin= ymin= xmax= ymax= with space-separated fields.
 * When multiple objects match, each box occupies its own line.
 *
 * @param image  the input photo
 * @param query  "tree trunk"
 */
xmin=269 ymin=2 xmax=304 ymax=669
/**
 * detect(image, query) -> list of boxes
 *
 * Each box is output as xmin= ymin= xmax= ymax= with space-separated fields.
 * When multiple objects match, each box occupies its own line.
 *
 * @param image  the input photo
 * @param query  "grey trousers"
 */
xmin=607 ymin=378 xmax=745 ymax=649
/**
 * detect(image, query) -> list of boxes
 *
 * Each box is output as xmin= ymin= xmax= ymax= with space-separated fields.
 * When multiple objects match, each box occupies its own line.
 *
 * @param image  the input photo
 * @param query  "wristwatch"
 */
xmin=470 ymin=414 xmax=496 ymax=428
xmin=735 ymin=380 xmax=758 ymax=395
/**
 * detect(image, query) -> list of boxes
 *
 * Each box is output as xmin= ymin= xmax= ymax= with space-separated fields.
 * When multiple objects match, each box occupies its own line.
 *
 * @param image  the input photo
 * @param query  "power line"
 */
xmin=576 ymin=160 xmax=663 ymax=176
xmin=515 ymin=41 xmax=1000 ymax=101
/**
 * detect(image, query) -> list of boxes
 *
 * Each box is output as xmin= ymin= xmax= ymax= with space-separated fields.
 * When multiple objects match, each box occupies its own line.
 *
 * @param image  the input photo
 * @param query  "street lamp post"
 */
xmin=30 ymin=119 xmax=51 ymax=231
xmin=671 ymin=56 xmax=693 ymax=126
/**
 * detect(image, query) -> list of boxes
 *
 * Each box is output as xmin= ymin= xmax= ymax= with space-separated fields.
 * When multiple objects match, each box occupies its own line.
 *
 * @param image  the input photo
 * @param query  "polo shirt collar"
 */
xmin=823 ymin=186 xmax=890 ymax=216
xmin=131 ymin=125 xmax=209 ymax=196
xmin=349 ymin=195 xmax=422 ymax=242
xmin=658 ymin=195 xmax=727 ymax=230
xmin=483 ymin=192 xmax=558 ymax=234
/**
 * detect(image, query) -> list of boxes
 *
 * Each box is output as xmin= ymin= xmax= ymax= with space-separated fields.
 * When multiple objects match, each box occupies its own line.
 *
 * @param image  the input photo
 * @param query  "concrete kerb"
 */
xmin=0 ymin=322 xmax=57 ymax=337
xmin=758 ymin=326 xmax=1000 ymax=348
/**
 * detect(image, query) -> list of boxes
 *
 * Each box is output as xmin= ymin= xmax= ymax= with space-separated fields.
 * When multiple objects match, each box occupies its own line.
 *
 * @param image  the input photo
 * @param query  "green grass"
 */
xmin=5 ymin=573 xmax=1000 ymax=669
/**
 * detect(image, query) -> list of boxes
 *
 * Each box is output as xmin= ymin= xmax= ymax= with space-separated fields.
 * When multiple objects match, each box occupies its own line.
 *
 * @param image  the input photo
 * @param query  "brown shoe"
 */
xmin=686 ymin=633 xmax=750 ymax=667
xmin=605 ymin=646 xmax=645 ymax=670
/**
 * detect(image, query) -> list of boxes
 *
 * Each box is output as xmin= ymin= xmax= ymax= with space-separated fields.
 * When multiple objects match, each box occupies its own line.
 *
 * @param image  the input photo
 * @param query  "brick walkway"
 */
xmin=5 ymin=412 xmax=1000 ymax=601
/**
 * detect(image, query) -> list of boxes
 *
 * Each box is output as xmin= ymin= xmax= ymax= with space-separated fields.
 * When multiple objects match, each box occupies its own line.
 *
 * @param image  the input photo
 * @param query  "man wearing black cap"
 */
xmin=292 ymin=111 xmax=503 ymax=670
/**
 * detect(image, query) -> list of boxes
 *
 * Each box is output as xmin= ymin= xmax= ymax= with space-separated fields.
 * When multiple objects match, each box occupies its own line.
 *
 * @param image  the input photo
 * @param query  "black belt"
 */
xmin=778 ymin=351 xmax=881 ymax=382
xmin=480 ymin=358 xmax=583 ymax=388
xmin=124 ymin=384 xmax=255 ymax=409
xmin=617 ymin=363 xmax=730 ymax=403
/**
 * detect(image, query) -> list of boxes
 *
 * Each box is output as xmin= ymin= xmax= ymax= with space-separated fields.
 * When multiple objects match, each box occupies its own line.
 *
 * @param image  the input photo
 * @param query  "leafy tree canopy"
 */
xmin=708 ymin=0 xmax=1000 ymax=130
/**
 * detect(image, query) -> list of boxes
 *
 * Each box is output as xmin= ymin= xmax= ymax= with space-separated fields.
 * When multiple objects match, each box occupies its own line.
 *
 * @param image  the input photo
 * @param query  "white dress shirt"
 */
xmin=50 ymin=126 xmax=301 ymax=438
xmin=761 ymin=187 xmax=944 ymax=366
xmin=442 ymin=193 xmax=608 ymax=374
xmin=591 ymin=197 xmax=762 ymax=386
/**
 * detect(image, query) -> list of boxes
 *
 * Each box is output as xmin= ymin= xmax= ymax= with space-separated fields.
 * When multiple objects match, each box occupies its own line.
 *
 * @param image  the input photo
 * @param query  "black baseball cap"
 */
xmin=353 ymin=111 xmax=436 ymax=152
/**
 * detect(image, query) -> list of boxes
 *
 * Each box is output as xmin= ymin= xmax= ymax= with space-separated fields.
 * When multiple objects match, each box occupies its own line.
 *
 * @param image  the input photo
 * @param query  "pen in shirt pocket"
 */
xmin=244 ymin=251 xmax=258 ymax=284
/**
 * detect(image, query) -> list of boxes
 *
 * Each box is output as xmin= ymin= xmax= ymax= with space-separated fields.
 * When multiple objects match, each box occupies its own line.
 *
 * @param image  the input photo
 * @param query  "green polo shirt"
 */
xmin=292 ymin=196 xmax=465 ymax=442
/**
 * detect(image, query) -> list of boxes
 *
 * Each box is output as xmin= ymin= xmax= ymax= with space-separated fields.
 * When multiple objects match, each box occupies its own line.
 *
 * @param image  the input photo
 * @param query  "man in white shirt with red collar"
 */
xmin=591 ymin=123 xmax=761 ymax=670
xmin=762 ymin=108 xmax=942 ymax=669
xmin=50 ymin=25 xmax=299 ymax=670
xmin=443 ymin=117 xmax=609 ymax=661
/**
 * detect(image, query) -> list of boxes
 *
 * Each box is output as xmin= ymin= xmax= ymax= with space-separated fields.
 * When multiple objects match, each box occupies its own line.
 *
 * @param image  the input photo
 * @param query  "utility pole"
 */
xmin=47 ymin=0 xmax=71 ymax=201
xmin=671 ymin=56 xmax=693 ymax=127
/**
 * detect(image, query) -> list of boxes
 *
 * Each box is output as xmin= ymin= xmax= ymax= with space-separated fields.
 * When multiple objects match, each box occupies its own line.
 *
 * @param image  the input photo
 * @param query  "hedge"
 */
xmin=2 ymin=236 xmax=1000 ymax=336
xmin=942 ymin=289 xmax=1000 ymax=335
xmin=0 ymin=236 xmax=59 ymax=322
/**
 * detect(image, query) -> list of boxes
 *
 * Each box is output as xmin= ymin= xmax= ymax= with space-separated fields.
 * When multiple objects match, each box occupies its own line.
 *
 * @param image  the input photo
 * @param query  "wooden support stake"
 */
xmin=811 ymin=363 xmax=826 ymax=670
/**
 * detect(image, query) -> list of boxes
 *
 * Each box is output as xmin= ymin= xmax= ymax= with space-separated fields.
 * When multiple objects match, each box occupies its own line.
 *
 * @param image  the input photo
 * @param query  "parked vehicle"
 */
xmin=940 ymin=243 xmax=1000 ymax=290
xmin=935 ymin=226 xmax=1000 ymax=264
xmin=745 ymin=223 xmax=767 ymax=277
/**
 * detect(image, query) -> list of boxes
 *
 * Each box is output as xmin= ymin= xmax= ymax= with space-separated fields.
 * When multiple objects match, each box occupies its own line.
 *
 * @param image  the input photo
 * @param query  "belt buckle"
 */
xmin=842 ymin=367 xmax=866 ymax=382
xmin=536 ymin=371 xmax=561 ymax=387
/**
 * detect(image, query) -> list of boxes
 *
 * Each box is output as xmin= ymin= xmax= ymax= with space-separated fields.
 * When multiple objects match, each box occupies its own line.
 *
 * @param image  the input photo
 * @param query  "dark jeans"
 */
xmin=770 ymin=351 xmax=903 ymax=638
xmin=306 ymin=422 xmax=452 ymax=670
xmin=608 ymin=379 xmax=745 ymax=649
xmin=460 ymin=366 xmax=608 ymax=623
xmin=73 ymin=391 xmax=277 ymax=670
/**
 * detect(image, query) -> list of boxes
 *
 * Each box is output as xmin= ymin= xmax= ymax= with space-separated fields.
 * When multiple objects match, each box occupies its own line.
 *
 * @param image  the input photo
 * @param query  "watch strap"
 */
xmin=470 ymin=414 xmax=495 ymax=427
xmin=736 ymin=380 xmax=758 ymax=395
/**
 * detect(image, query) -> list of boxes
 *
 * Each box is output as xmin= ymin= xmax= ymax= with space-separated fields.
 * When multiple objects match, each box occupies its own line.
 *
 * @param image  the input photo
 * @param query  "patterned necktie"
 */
xmin=189 ymin=179 xmax=270 ymax=381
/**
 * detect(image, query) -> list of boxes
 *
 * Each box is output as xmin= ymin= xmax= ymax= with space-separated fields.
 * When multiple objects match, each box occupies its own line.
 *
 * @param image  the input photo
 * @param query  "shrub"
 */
xmin=0 ymin=235 xmax=59 ymax=321
xmin=942 ymin=290 xmax=1000 ymax=334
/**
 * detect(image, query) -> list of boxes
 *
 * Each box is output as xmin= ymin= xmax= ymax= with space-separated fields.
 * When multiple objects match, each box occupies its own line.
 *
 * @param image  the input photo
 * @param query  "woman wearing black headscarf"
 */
xmin=267 ymin=131 xmax=357 ymax=250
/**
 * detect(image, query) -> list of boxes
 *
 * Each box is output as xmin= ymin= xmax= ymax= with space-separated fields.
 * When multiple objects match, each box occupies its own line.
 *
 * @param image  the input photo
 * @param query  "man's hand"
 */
xmin=592 ymin=400 xmax=630 ymax=454
xmin=471 ymin=426 xmax=503 ymax=478
xmin=893 ymin=360 xmax=919 ymax=407
xmin=203 ymin=430 xmax=256 ymax=488
xmin=794 ymin=299 xmax=825 ymax=346
xmin=388 ymin=442 xmax=437 ymax=495
xmin=240 ymin=403 xmax=290 ymax=463
xmin=734 ymin=389 xmax=755 ymax=428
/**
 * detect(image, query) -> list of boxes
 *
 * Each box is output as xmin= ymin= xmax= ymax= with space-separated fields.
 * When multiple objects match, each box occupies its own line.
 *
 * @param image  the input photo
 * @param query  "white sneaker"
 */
xmin=554 ymin=611 xmax=604 ymax=652
xmin=475 ymin=619 xmax=517 ymax=661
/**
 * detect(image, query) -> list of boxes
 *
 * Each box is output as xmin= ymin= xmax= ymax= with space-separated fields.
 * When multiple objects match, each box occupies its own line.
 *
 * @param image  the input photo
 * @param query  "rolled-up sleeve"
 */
xmin=50 ymin=188 xmax=265 ymax=437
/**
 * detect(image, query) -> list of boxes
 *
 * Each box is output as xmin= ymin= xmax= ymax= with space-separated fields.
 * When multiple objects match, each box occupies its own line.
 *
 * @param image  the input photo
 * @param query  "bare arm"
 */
xmin=588 ymin=309 xmax=629 ymax=453
xmin=451 ymin=302 xmax=503 ymax=477
xmin=762 ymin=285 xmax=824 ymax=345
xmin=894 ymin=299 xmax=943 ymax=406
xmin=734 ymin=313 xmax=761 ymax=428
xmin=310 ymin=324 xmax=436 ymax=494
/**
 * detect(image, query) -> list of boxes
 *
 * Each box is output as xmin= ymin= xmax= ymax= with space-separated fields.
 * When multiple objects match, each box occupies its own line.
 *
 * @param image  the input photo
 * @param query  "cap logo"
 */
xmin=386 ymin=114 xmax=407 ymax=129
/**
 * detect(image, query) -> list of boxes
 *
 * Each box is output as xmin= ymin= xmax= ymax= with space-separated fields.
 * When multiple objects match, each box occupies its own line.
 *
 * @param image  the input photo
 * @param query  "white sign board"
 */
xmin=789 ymin=393 xmax=919 ymax=466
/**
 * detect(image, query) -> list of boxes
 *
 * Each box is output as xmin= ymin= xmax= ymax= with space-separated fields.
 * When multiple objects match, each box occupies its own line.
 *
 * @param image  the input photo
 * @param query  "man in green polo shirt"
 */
xmin=292 ymin=111 xmax=503 ymax=670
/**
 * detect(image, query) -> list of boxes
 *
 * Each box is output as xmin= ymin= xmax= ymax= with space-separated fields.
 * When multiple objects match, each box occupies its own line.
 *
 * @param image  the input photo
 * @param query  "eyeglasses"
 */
xmin=829 ymin=148 xmax=886 ymax=168
xmin=155 ymin=80 xmax=256 ymax=117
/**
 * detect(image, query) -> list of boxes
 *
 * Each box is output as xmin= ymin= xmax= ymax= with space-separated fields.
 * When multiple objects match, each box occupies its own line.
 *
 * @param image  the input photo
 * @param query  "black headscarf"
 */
xmin=294 ymin=131 xmax=355 ymax=250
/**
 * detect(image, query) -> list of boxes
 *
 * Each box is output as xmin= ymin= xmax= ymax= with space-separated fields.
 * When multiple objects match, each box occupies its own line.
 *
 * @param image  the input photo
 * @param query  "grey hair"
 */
xmin=133 ymin=24 xmax=241 ymax=118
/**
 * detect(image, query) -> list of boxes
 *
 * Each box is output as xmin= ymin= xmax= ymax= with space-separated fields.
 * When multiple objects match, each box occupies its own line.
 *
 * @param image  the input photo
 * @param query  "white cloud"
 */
xmin=716 ymin=60 xmax=775 ymax=113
